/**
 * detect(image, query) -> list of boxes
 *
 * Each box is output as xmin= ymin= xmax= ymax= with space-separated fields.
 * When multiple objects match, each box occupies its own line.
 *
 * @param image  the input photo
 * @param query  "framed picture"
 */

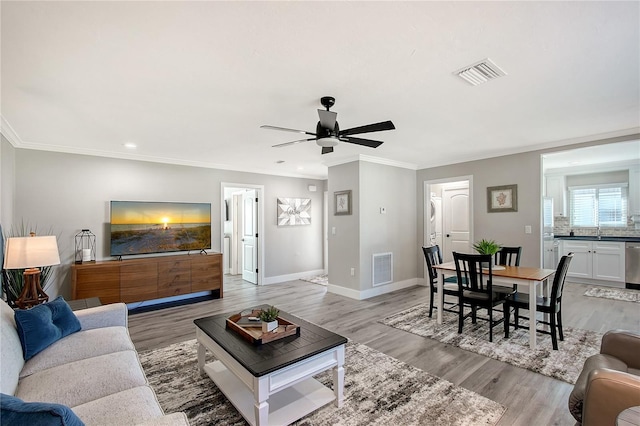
xmin=334 ymin=190 xmax=352 ymax=215
xmin=277 ymin=197 xmax=311 ymax=226
xmin=487 ymin=184 xmax=518 ymax=212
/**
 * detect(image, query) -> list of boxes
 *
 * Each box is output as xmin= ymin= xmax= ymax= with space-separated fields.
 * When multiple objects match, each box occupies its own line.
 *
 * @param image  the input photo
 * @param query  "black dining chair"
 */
xmin=453 ymin=252 xmax=507 ymax=342
xmin=493 ymin=246 xmax=522 ymax=294
xmin=495 ymin=246 xmax=522 ymax=267
xmin=503 ymin=253 xmax=574 ymax=350
xmin=422 ymin=245 xmax=459 ymax=317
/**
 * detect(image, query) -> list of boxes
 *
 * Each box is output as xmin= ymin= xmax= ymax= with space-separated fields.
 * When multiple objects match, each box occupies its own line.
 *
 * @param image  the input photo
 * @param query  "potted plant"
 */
xmin=259 ymin=306 xmax=280 ymax=333
xmin=472 ymin=239 xmax=501 ymax=267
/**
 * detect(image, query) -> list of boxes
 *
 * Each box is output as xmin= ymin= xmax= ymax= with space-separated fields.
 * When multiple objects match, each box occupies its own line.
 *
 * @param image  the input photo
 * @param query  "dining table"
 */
xmin=432 ymin=261 xmax=557 ymax=350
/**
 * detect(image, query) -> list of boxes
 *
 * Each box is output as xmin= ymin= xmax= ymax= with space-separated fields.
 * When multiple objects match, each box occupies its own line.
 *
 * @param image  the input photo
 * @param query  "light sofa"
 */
xmin=0 ymin=298 xmax=189 ymax=425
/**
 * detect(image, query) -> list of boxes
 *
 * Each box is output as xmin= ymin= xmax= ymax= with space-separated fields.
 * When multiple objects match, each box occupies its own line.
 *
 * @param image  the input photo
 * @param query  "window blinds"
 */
xmin=569 ymin=184 xmax=628 ymax=227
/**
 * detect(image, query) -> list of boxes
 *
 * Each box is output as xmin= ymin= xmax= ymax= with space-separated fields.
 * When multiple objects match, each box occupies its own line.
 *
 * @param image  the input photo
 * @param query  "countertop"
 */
xmin=555 ymin=235 xmax=640 ymax=243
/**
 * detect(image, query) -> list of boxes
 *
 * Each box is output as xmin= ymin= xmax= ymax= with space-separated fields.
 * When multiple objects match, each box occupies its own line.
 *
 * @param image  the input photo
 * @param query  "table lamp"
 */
xmin=3 ymin=233 xmax=61 ymax=309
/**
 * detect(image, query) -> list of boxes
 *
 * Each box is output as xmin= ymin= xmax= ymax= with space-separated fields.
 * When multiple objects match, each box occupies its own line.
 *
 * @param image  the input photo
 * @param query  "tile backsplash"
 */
xmin=554 ymin=216 xmax=640 ymax=237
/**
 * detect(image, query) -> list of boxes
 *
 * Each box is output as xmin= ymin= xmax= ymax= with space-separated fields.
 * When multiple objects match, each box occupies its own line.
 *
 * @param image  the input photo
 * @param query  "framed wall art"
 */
xmin=277 ymin=197 xmax=311 ymax=226
xmin=487 ymin=184 xmax=518 ymax=213
xmin=334 ymin=190 xmax=352 ymax=216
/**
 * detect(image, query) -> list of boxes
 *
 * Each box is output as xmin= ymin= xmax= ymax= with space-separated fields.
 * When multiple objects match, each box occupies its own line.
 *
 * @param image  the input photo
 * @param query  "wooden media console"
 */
xmin=71 ymin=252 xmax=222 ymax=304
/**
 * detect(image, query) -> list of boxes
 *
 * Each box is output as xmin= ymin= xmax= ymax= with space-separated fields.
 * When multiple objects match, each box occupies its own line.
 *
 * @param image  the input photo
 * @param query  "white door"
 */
xmin=231 ymin=193 xmax=242 ymax=275
xmin=241 ymin=189 xmax=258 ymax=284
xmin=324 ymin=191 xmax=329 ymax=273
xmin=442 ymin=187 xmax=470 ymax=262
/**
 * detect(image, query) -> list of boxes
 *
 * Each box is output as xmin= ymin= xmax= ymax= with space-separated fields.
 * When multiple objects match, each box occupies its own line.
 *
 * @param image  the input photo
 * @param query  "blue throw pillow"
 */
xmin=0 ymin=393 xmax=85 ymax=426
xmin=15 ymin=296 xmax=82 ymax=361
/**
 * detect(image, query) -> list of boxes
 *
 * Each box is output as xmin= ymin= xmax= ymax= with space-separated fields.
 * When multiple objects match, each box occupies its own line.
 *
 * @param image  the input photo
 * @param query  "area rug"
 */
xmin=139 ymin=339 xmax=506 ymax=426
xmin=300 ymin=274 xmax=328 ymax=286
xmin=380 ymin=303 xmax=602 ymax=384
xmin=584 ymin=287 xmax=640 ymax=303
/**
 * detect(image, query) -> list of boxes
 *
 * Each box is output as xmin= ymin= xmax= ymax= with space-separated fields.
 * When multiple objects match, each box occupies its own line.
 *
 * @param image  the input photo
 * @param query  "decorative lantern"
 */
xmin=75 ymin=229 xmax=96 ymax=264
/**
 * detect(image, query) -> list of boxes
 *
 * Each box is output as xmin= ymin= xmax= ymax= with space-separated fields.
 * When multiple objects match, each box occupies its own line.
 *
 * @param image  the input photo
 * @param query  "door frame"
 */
xmin=423 ymin=175 xmax=474 ymax=279
xmin=221 ymin=182 xmax=265 ymax=286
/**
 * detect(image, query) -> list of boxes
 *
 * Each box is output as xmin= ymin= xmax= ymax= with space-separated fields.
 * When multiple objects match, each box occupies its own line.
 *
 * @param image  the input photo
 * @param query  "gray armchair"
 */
xmin=569 ymin=329 xmax=640 ymax=425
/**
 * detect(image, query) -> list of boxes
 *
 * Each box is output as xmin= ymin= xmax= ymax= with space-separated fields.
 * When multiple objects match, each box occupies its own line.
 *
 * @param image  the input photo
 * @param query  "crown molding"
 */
xmin=0 ymin=115 xmax=23 ymax=147
xmin=8 ymin=138 xmax=326 ymax=179
xmin=417 ymin=128 xmax=640 ymax=170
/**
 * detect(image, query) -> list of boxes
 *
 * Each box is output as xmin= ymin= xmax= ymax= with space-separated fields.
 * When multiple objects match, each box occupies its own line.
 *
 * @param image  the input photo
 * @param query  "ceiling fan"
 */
xmin=261 ymin=96 xmax=395 ymax=155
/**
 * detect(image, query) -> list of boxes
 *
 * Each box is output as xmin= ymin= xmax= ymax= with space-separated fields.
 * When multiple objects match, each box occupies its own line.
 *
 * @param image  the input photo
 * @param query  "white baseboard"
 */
xmin=262 ymin=269 xmax=326 ymax=286
xmin=327 ymin=278 xmax=420 ymax=300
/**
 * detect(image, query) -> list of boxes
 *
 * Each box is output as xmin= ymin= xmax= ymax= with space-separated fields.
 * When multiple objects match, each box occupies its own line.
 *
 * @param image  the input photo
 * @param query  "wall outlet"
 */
xmin=350 ymin=267 xmax=355 ymax=276
xmin=525 ymin=225 xmax=532 ymax=234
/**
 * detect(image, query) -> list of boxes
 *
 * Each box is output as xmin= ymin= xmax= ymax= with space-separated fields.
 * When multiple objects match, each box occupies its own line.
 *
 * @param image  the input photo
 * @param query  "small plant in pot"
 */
xmin=472 ymin=239 xmax=501 ymax=267
xmin=259 ymin=306 xmax=280 ymax=333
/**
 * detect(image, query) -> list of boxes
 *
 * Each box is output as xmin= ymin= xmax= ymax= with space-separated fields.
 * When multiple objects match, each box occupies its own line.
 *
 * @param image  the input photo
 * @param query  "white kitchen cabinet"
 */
xmin=559 ymin=240 xmax=625 ymax=284
xmin=561 ymin=240 xmax=591 ymax=279
xmin=545 ymin=174 xmax=565 ymax=216
xmin=592 ymin=241 xmax=625 ymax=281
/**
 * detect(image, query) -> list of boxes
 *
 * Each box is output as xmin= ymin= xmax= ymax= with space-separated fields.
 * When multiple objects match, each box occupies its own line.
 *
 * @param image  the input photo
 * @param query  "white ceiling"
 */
xmin=2 ymin=1 xmax=639 ymax=179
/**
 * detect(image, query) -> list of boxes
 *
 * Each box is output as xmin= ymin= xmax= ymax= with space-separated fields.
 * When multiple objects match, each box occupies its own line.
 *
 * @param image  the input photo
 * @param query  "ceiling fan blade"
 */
xmin=321 ymin=146 xmax=334 ymax=155
xmin=261 ymin=125 xmax=316 ymax=136
xmin=339 ymin=120 xmax=395 ymax=137
xmin=317 ymin=110 xmax=337 ymax=129
xmin=339 ymin=136 xmax=384 ymax=148
xmin=272 ymin=137 xmax=317 ymax=148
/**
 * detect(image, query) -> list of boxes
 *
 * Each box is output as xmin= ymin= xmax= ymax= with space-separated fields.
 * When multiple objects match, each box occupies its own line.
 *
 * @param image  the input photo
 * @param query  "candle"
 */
xmin=82 ymin=249 xmax=91 ymax=262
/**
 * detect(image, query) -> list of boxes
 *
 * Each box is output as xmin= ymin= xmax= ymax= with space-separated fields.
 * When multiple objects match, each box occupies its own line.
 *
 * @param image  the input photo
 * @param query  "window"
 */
xmin=569 ymin=184 xmax=628 ymax=227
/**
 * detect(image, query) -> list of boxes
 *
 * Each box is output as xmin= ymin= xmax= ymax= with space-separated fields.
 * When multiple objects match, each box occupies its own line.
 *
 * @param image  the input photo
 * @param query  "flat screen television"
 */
xmin=110 ymin=201 xmax=211 ymax=256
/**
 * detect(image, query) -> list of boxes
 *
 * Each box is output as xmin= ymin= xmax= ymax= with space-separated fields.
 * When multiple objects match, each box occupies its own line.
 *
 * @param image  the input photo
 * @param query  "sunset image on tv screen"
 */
xmin=110 ymin=201 xmax=211 ymax=256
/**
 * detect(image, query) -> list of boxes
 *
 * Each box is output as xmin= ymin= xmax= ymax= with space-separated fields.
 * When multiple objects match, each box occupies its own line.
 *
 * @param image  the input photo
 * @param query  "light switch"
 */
xmin=525 ymin=225 xmax=532 ymax=234
xmin=332 ymin=227 xmax=336 ymax=235
xmin=380 ymin=207 xmax=386 ymax=214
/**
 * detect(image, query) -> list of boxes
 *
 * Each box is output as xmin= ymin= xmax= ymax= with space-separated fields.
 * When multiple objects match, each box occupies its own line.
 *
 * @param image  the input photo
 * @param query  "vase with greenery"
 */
xmin=472 ymin=239 xmax=501 ymax=267
xmin=2 ymin=221 xmax=59 ymax=308
xmin=259 ymin=306 xmax=280 ymax=332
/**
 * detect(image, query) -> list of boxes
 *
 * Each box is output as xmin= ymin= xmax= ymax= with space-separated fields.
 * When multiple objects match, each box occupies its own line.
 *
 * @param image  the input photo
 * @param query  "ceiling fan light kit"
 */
xmin=262 ymin=97 xmax=395 ymax=155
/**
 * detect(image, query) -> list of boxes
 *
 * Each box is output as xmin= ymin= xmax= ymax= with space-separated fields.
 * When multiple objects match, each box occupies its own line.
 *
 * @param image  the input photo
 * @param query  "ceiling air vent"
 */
xmin=454 ymin=58 xmax=506 ymax=86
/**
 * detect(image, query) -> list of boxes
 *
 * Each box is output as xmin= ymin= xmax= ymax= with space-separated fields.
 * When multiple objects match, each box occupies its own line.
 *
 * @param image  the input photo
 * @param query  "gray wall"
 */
xmin=417 ymin=153 xmax=541 ymax=273
xmin=416 ymin=133 xmax=640 ymax=278
xmin=327 ymin=161 xmax=360 ymax=291
xmin=327 ymin=160 xmax=418 ymax=296
xmin=360 ymin=161 xmax=417 ymax=288
xmin=9 ymin=149 xmax=325 ymax=298
xmin=1 ymin=136 xmax=15 ymax=231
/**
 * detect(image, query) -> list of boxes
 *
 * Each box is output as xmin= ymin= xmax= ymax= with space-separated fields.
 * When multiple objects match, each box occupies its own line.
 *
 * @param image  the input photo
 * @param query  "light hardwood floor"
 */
xmin=128 ymin=276 xmax=640 ymax=426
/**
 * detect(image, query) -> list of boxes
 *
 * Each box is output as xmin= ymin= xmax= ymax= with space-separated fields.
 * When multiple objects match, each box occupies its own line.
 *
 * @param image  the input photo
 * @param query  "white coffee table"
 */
xmin=195 ymin=308 xmax=346 ymax=426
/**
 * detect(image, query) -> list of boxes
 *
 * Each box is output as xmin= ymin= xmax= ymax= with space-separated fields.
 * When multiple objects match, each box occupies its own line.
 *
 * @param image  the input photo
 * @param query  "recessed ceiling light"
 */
xmin=297 ymin=166 xmax=304 ymax=171
xmin=124 ymin=143 xmax=137 ymax=149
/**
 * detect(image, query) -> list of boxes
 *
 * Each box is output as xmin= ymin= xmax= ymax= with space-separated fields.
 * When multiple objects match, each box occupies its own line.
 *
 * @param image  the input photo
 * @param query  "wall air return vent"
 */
xmin=454 ymin=58 xmax=506 ymax=86
xmin=372 ymin=252 xmax=393 ymax=287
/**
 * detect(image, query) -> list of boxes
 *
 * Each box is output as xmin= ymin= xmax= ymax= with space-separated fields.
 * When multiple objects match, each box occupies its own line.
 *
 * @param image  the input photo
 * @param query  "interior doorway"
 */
xmin=221 ymin=183 xmax=265 ymax=286
xmin=424 ymin=176 xmax=473 ymax=263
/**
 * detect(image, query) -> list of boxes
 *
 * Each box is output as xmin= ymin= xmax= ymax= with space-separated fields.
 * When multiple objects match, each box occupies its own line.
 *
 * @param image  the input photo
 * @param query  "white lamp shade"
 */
xmin=3 ymin=236 xmax=61 ymax=269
